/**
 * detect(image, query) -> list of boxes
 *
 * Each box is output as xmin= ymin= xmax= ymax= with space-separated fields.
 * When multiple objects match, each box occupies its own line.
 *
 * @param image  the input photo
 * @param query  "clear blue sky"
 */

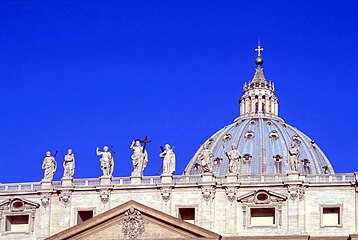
xmin=0 ymin=1 xmax=357 ymax=183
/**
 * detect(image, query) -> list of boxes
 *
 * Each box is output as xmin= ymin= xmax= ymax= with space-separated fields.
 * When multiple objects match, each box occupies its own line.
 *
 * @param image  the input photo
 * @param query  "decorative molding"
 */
xmin=99 ymin=189 xmax=110 ymax=204
xmin=41 ymin=193 xmax=51 ymax=208
xmin=160 ymin=187 xmax=172 ymax=202
xmin=242 ymin=205 xmax=248 ymax=228
xmin=59 ymin=191 xmax=71 ymax=206
xmin=254 ymin=190 xmax=271 ymax=204
xmin=0 ymin=197 xmax=39 ymax=234
xmin=225 ymin=187 xmax=237 ymax=202
xmin=237 ymin=189 xmax=287 ymax=204
xmin=287 ymin=185 xmax=304 ymax=201
xmin=201 ymin=186 xmax=216 ymax=202
xmin=122 ymin=207 xmax=145 ymax=240
xmin=0 ymin=198 xmax=39 ymax=212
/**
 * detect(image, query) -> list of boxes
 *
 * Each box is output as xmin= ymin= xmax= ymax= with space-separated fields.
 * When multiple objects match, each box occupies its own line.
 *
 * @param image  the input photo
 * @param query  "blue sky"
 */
xmin=0 ymin=1 xmax=357 ymax=183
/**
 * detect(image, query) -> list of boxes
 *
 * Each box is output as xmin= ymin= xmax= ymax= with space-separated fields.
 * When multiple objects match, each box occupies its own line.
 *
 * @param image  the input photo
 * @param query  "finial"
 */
xmin=255 ymin=42 xmax=264 ymax=66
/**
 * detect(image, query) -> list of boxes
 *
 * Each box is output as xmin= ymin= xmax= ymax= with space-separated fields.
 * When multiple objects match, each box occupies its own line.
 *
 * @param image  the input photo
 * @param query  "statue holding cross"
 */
xmin=130 ymin=136 xmax=151 ymax=176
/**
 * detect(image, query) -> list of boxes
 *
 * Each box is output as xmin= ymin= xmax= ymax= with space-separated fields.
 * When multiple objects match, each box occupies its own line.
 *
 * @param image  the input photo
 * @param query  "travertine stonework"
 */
xmin=0 ymin=173 xmax=357 ymax=239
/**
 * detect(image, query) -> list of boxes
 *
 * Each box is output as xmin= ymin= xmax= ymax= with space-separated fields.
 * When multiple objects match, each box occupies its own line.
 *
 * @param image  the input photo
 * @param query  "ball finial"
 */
xmin=255 ymin=56 xmax=263 ymax=66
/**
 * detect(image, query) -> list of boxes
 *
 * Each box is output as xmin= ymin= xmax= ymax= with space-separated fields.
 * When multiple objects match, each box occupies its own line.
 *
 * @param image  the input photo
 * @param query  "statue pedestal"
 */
xmin=41 ymin=179 xmax=53 ymax=189
xmin=61 ymin=177 xmax=73 ymax=187
xmin=201 ymin=172 xmax=214 ymax=182
xmin=99 ymin=176 xmax=112 ymax=186
xmin=160 ymin=174 xmax=173 ymax=184
xmin=131 ymin=176 xmax=142 ymax=185
xmin=227 ymin=174 xmax=238 ymax=183
xmin=288 ymin=171 xmax=300 ymax=181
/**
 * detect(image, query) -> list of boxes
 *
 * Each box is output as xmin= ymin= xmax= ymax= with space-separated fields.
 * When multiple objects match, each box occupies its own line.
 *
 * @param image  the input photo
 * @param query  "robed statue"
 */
xmin=227 ymin=144 xmax=241 ymax=174
xmin=159 ymin=144 xmax=176 ymax=175
xmin=42 ymin=151 xmax=57 ymax=181
xmin=63 ymin=149 xmax=75 ymax=178
xmin=197 ymin=143 xmax=213 ymax=173
xmin=130 ymin=140 xmax=149 ymax=176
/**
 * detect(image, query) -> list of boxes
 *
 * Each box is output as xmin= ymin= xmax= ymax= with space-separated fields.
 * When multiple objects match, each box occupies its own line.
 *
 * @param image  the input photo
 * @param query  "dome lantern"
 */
xmin=184 ymin=46 xmax=334 ymax=177
xmin=239 ymin=44 xmax=279 ymax=116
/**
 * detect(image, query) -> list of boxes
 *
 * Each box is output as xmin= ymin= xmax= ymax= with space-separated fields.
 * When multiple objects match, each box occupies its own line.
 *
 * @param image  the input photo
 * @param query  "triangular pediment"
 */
xmin=0 ymin=197 xmax=40 ymax=212
xmin=237 ymin=189 xmax=287 ymax=204
xmin=47 ymin=200 xmax=221 ymax=240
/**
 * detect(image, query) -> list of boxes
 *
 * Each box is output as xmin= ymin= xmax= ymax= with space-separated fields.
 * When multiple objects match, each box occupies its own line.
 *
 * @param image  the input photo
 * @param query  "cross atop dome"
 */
xmin=255 ymin=44 xmax=264 ymax=57
xmin=254 ymin=42 xmax=264 ymax=66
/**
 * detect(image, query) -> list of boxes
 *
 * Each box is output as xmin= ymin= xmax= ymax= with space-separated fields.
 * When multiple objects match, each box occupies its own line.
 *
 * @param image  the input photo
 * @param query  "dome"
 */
xmin=183 ymin=115 xmax=334 ymax=176
xmin=183 ymin=46 xmax=334 ymax=176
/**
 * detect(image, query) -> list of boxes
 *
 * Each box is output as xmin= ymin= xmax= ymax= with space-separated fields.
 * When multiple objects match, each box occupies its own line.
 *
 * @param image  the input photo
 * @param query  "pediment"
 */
xmin=237 ymin=189 xmax=287 ymax=204
xmin=47 ymin=200 xmax=221 ymax=240
xmin=0 ymin=197 xmax=40 ymax=212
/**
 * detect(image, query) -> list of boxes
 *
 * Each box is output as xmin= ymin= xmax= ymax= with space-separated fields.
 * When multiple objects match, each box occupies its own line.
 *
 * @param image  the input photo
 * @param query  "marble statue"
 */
xmin=288 ymin=142 xmax=300 ymax=172
xmin=63 ymin=149 xmax=75 ymax=178
xmin=42 ymin=151 xmax=57 ymax=181
xmin=227 ymin=144 xmax=241 ymax=174
xmin=130 ymin=140 xmax=148 ymax=176
xmin=197 ymin=143 xmax=213 ymax=173
xmin=96 ymin=146 xmax=114 ymax=177
xmin=159 ymin=144 xmax=176 ymax=175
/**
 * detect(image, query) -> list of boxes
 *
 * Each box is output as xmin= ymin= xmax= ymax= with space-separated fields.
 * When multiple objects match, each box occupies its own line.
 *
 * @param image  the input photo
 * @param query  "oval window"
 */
xmin=12 ymin=201 xmax=24 ymax=209
xmin=256 ymin=193 xmax=268 ymax=201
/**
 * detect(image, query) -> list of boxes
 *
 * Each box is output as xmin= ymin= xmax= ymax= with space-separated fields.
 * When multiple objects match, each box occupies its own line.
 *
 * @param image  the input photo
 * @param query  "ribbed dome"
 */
xmin=183 ymin=46 xmax=334 ymax=176
xmin=184 ymin=115 xmax=334 ymax=176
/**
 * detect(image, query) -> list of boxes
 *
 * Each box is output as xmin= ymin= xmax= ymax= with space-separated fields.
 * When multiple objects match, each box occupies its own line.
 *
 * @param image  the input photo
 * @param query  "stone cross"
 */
xmin=255 ymin=45 xmax=264 ymax=57
xmin=140 ymin=136 xmax=151 ymax=153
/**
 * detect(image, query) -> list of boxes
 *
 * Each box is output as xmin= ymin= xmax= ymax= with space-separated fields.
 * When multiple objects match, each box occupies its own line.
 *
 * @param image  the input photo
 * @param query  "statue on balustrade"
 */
xmin=288 ymin=142 xmax=300 ymax=172
xmin=63 ymin=149 xmax=75 ymax=178
xmin=42 ymin=151 xmax=57 ymax=181
xmin=159 ymin=144 xmax=176 ymax=175
xmin=227 ymin=144 xmax=241 ymax=174
xmin=130 ymin=140 xmax=149 ymax=176
xmin=197 ymin=143 xmax=213 ymax=173
xmin=96 ymin=146 xmax=114 ymax=177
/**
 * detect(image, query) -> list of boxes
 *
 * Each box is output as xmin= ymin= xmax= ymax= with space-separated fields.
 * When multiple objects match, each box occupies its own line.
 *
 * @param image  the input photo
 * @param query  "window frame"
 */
xmin=248 ymin=206 xmax=277 ymax=228
xmin=3 ymin=213 xmax=31 ymax=235
xmin=74 ymin=208 xmax=96 ymax=225
xmin=175 ymin=204 xmax=198 ymax=225
xmin=320 ymin=204 xmax=343 ymax=228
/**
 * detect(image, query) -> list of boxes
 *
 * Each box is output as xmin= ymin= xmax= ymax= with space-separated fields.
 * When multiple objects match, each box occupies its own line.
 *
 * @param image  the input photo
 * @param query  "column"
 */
xmin=265 ymin=95 xmax=270 ymax=113
xmin=251 ymin=97 xmax=255 ymax=113
xmin=274 ymin=100 xmax=279 ymax=115
xmin=270 ymin=98 xmax=275 ymax=114
xmin=258 ymin=96 xmax=263 ymax=113
xmin=245 ymin=98 xmax=250 ymax=114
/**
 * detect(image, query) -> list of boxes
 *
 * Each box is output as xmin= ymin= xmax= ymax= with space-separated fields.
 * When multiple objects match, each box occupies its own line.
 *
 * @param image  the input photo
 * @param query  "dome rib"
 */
xmin=183 ymin=116 xmax=334 ymax=176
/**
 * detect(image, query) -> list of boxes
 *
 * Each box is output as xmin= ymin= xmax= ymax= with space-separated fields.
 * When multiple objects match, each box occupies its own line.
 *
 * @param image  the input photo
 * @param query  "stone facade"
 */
xmin=0 ymin=172 xmax=357 ymax=239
